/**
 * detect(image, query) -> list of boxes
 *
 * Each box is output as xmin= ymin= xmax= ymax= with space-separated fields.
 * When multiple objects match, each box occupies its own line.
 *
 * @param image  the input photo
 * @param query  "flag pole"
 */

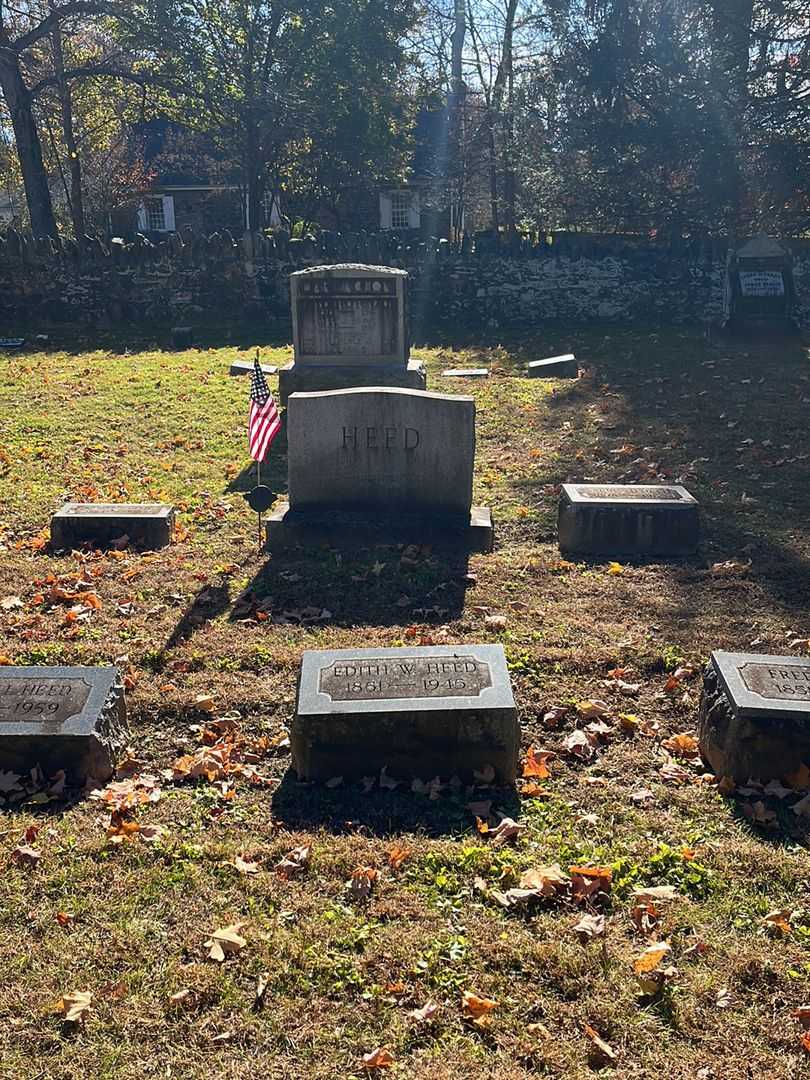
xmin=256 ymin=457 xmax=263 ymax=551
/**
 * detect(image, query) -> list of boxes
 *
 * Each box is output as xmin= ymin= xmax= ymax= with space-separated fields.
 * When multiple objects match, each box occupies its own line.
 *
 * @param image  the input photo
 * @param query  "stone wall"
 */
xmin=1 ymin=227 xmax=808 ymax=333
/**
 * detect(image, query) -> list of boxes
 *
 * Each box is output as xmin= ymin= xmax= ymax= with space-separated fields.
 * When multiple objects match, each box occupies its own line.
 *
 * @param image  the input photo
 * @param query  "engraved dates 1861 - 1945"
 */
xmin=318 ymin=655 xmax=493 ymax=702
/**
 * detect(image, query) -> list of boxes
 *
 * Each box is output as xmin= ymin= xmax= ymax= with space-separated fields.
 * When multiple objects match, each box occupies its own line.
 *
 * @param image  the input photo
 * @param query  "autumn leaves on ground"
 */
xmin=1 ymin=327 xmax=810 ymax=1079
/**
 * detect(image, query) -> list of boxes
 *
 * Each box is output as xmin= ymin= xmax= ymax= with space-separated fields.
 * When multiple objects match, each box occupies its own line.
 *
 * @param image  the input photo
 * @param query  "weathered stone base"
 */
xmin=278 ymin=359 xmax=426 ymax=404
xmin=558 ymin=499 xmax=699 ymax=557
xmin=51 ymin=504 xmax=175 ymax=550
xmin=698 ymin=660 xmax=810 ymax=782
xmin=528 ymin=354 xmax=577 ymax=378
xmin=266 ymin=502 xmax=494 ymax=553
xmin=0 ymin=667 xmax=128 ymax=785
xmin=292 ymin=706 xmax=519 ymax=783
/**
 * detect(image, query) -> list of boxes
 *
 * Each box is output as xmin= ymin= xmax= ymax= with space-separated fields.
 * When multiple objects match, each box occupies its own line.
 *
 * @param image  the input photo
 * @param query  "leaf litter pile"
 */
xmin=2 ymin=333 xmax=810 ymax=1078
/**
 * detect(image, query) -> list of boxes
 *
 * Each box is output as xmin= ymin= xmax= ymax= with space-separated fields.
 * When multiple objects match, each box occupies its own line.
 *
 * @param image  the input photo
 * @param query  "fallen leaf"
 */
xmin=0 ymin=770 xmax=22 ymax=793
xmin=522 ymin=747 xmax=554 ymax=779
xmin=633 ymin=941 xmax=672 ymax=974
xmin=254 ymin=972 xmax=269 ymax=1010
xmin=607 ymin=562 xmax=624 ymax=575
xmin=570 ymin=865 xmax=612 ymax=902
xmin=573 ymin=913 xmax=606 ymax=941
xmin=488 ymin=816 xmax=525 ymax=845
xmin=11 ymin=844 xmax=41 ymax=867
xmin=55 ymin=911 xmax=75 ymax=928
xmin=563 ymin=729 xmax=597 ymax=761
xmin=361 ymin=1047 xmax=395 ymax=1070
xmin=168 ymin=988 xmax=201 ymax=1011
xmin=631 ymin=885 xmax=679 ymax=903
xmin=275 ymin=845 xmax=310 ymax=879
xmin=663 ymin=732 xmax=700 ymax=758
xmin=387 ymin=843 xmax=411 ymax=870
xmin=520 ymin=781 xmax=548 ymax=797
xmin=195 ymin=694 xmax=216 ymax=712
xmin=576 ymin=699 xmax=610 ymax=720
xmin=462 ymin=989 xmax=499 ymax=1026
xmin=408 ymin=1000 xmax=439 ymax=1023
xmin=715 ymin=987 xmax=733 ymax=1009
xmin=223 ymin=855 xmax=260 ymax=875
xmin=60 ymin=990 xmax=92 ymax=1024
xmin=764 ymin=910 xmax=792 ymax=935
xmin=485 ymin=614 xmax=507 ymax=630
xmin=583 ymin=1023 xmax=617 ymax=1065
xmin=348 ymin=865 xmax=378 ymax=902
xmin=204 ymin=923 xmax=247 ymax=962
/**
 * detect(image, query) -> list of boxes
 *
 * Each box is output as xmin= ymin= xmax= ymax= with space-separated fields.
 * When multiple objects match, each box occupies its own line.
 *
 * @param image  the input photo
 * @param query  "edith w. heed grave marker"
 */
xmin=266 ymin=387 xmax=493 ymax=551
xmin=292 ymin=645 xmax=519 ymax=783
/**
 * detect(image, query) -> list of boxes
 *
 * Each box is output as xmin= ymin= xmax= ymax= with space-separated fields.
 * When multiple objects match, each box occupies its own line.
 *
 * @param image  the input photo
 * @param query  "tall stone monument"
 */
xmin=266 ymin=386 xmax=493 ymax=551
xmin=278 ymin=264 xmax=427 ymax=404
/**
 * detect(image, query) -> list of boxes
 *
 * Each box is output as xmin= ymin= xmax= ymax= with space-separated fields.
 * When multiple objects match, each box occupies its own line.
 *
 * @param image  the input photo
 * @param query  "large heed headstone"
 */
xmin=292 ymin=645 xmax=519 ymax=783
xmin=278 ymin=265 xmax=426 ymax=404
xmin=558 ymin=483 xmax=699 ymax=557
xmin=266 ymin=387 xmax=493 ymax=551
xmin=51 ymin=503 xmax=174 ymax=550
xmin=0 ymin=666 xmax=127 ymax=784
xmin=698 ymin=651 xmax=810 ymax=781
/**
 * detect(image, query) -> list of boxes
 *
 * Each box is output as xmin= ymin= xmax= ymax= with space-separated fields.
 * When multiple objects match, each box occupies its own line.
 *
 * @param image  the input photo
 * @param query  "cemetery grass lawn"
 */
xmin=1 ymin=328 xmax=810 ymax=1078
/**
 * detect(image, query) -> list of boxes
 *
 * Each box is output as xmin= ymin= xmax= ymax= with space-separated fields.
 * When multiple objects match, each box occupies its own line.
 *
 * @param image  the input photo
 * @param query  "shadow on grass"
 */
xmin=271 ymin=769 xmax=521 ymax=836
xmin=164 ymin=581 xmax=232 ymax=650
xmin=231 ymin=546 xmax=472 ymax=629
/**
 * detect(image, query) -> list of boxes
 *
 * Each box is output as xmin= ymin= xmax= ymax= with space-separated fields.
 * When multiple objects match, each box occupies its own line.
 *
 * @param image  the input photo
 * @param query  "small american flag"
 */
xmin=248 ymin=356 xmax=281 ymax=461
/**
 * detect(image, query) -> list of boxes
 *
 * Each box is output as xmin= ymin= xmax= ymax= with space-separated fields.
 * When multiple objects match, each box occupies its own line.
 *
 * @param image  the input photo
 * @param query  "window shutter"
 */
xmin=136 ymin=203 xmax=147 ymax=232
xmin=379 ymin=192 xmax=393 ymax=230
xmin=162 ymin=195 xmax=176 ymax=232
xmin=408 ymin=190 xmax=421 ymax=229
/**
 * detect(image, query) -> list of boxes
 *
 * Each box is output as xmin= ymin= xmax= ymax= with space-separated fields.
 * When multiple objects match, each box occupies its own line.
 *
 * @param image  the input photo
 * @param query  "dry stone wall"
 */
xmin=1 ymin=227 xmax=808 ymax=333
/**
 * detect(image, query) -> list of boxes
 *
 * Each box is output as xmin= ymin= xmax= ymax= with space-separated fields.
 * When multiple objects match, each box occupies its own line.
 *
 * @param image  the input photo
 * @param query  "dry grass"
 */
xmin=1 ymin=326 xmax=809 ymax=1079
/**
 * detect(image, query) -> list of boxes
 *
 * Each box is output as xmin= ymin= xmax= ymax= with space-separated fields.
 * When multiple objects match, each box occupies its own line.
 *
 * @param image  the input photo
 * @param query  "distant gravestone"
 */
xmin=699 ymin=651 xmax=810 ymax=781
xmin=558 ymin=483 xmax=699 ymax=557
xmin=528 ymin=354 xmax=577 ymax=379
xmin=266 ymin=387 xmax=493 ymax=551
xmin=51 ymin=504 xmax=174 ymax=550
xmin=229 ymin=359 xmax=278 ymax=377
xmin=171 ymin=326 xmax=194 ymax=348
xmin=292 ymin=645 xmax=519 ymax=782
xmin=441 ymin=368 xmax=489 ymax=379
xmin=0 ymin=666 xmax=127 ymax=784
xmin=723 ymin=235 xmax=796 ymax=331
xmin=278 ymin=265 xmax=426 ymax=403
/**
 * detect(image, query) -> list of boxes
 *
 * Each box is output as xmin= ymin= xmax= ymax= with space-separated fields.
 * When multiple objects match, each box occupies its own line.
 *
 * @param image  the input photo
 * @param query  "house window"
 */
xmin=145 ymin=197 xmax=167 ymax=231
xmin=391 ymin=191 xmax=412 ymax=229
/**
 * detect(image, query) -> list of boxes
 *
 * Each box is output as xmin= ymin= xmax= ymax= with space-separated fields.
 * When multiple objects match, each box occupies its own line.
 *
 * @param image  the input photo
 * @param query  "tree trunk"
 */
xmin=711 ymin=0 xmax=754 ymax=236
xmin=0 ymin=48 xmax=59 ymax=238
xmin=51 ymin=25 xmax=85 ymax=240
xmin=449 ymin=0 xmax=466 ymax=242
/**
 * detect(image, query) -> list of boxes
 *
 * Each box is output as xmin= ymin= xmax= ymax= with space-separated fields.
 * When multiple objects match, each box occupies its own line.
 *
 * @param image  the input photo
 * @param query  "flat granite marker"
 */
xmin=278 ymin=264 xmax=426 ymax=403
xmin=528 ymin=353 xmax=577 ymax=378
xmin=229 ymin=359 xmax=278 ymax=377
xmin=267 ymin=386 xmax=494 ymax=551
xmin=51 ymin=503 xmax=175 ymax=550
xmin=292 ymin=645 xmax=519 ymax=783
xmin=558 ymin=483 xmax=699 ymax=557
xmin=0 ymin=666 xmax=127 ymax=783
xmin=699 ymin=651 xmax=810 ymax=782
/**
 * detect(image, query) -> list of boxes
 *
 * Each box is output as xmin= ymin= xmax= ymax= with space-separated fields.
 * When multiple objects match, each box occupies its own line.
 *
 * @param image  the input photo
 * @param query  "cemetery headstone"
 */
xmin=441 ymin=368 xmax=489 ymax=378
xmin=723 ymin=235 xmax=796 ymax=331
xmin=266 ymin=386 xmax=493 ymax=551
xmin=278 ymin=264 xmax=426 ymax=404
xmin=528 ymin=353 xmax=577 ymax=378
xmin=0 ymin=666 xmax=127 ymax=784
xmin=171 ymin=325 xmax=194 ymax=348
xmin=292 ymin=645 xmax=519 ymax=782
xmin=51 ymin=503 xmax=175 ymax=550
xmin=558 ymin=483 xmax=699 ymax=557
xmin=230 ymin=359 xmax=278 ymax=377
xmin=698 ymin=651 xmax=810 ymax=781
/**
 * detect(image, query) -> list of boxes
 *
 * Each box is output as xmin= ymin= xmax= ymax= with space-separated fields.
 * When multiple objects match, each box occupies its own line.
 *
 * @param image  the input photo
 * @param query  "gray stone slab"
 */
xmin=292 ymin=645 xmax=519 ymax=783
xmin=265 ymin=501 xmax=494 ymax=554
xmin=288 ymin=387 xmax=475 ymax=517
xmin=51 ymin=503 xmax=174 ymax=550
xmin=278 ymin=359 xmax=425 ymax=405
xmin=0 ymin=666 xmax=128 ymax=784
xmin=698 ymin=651 xmax=810 ymax=781
xmin=528 ymin=353 xmax=577 ymax=378
xmin=558 ymin=483 xmax=699 ymax=557
xmin=441 ymin=368 xmax=489 ymax=378
xmin=230 ymin=360 xmax=278 ymax=377
xmin=290 ymin=264 xmax=409 ymax=366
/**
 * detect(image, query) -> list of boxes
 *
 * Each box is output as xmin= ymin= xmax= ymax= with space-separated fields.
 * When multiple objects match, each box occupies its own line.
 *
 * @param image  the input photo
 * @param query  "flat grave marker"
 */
xmin=292 ymin=644 xmax=519 ymax=783
xmin=51 ymin=503 xmax=175 ymax=550
xmin=558 ymin=482 xmax=699 ymax=557
xmin=441 ymin=368 xmax=489 ymax=379
xmin=699 ymin=651 xmax=810 ymax=781
xmin=230 ymin=359 xmax=278 ymax=377
xmin=0 ymin=666 xmax=127 ymax=784
xmin=528 ymin=353 xmax=577 ymax=378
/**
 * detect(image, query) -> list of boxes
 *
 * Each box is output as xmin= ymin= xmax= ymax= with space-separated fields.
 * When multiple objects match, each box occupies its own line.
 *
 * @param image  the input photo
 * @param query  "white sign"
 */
xmin=739 ymin=270 xmax=785 ymax=297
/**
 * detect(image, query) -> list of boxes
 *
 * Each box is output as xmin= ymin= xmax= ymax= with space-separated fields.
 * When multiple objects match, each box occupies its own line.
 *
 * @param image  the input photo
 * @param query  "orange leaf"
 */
xmin=633 ymin=941 xmax=672 ymax=974
xmin=462 ymin=990 xmax=499 ymax=1020
xmin=522 ymin=746 xmax=554 ymax=779
xmin=361 ymin=1047 xmax=394 ymax=1070
xmin=387 ymin=843 xmax=411 ymax=870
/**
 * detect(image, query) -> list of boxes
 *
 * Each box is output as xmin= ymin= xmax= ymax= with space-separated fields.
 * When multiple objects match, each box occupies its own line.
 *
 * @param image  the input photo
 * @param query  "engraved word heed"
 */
xmin=341 ymin=426 xmax=420 ymax=450
xmin=319 ymin=655 xmax=493 ymax=702
xmin=0 ymin=677 xmax=91 ymax=724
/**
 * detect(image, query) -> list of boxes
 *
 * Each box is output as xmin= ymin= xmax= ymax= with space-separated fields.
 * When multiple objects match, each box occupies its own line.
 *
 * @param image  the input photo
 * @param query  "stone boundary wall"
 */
xmin=1 ymin=228 xmax=808 ymax=332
